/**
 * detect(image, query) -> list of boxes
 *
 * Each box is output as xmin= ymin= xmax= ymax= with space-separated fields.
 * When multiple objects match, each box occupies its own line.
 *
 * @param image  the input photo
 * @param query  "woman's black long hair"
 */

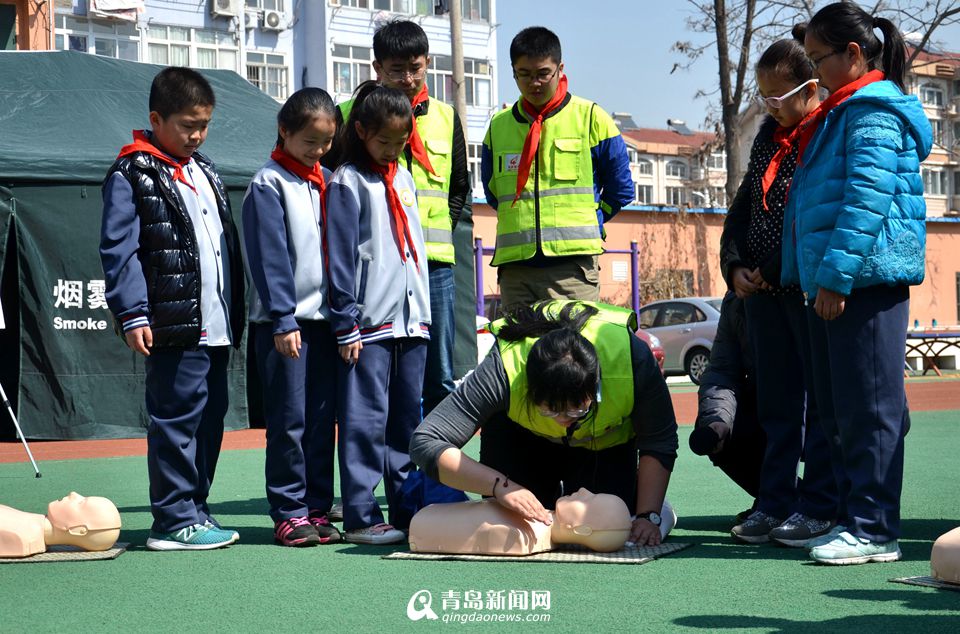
xmin=338 ymin=80 xmax=412 ymax=171
xmin=794 ymin=1 xmax=907 ymax=92
xmin=498 ymin=302 xmax=599 ymax=414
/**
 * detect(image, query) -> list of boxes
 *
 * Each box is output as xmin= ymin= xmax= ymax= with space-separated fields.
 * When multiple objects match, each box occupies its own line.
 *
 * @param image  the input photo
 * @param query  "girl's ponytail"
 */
xmin=874 ymin=16 xmax=907 ymax=93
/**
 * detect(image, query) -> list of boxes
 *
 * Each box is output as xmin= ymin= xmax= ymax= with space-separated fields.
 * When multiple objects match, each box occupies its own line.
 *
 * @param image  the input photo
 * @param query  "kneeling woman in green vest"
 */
xmin=410 ymin=301 xmax=678 ymax=546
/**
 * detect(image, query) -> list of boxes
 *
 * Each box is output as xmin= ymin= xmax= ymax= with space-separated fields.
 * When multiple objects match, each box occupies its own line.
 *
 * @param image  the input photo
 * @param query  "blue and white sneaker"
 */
xmin=147 ymin=523 xmax=235 ymax=551
xmin=809 ymin=531 xmax=901 ymax=565
xmin=204 ymin=520 xmax=239 ymax=545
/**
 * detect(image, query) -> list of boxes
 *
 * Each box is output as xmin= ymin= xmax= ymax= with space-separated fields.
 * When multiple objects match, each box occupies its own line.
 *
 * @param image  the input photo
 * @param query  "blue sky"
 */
xmin=494 ymin=1 xmax=960 ymax=132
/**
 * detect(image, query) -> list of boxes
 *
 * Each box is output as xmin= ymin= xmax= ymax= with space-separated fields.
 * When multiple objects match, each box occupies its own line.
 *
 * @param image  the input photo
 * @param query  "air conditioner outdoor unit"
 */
xmin=261 ymin=9 xmax=286 ymax=31
xmin=244 ymin=10 xmax=258 ymax=29
xmin=210 ymin=0 xmax=243 ymax=19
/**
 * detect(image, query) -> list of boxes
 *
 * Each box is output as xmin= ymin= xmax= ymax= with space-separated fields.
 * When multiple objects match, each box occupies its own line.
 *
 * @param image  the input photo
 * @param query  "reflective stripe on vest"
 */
xmin=491 ymin=300 xmax=637 ymax=450
xmin=487 ymin=95 xmax=603 ymax=266
xmin=338 ymin=97 xmax=456 ymax=264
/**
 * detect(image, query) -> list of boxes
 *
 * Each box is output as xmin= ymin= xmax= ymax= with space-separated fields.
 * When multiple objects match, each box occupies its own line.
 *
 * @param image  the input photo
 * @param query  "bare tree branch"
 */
xmin=674 ymin=0 xmax=960 ymax=202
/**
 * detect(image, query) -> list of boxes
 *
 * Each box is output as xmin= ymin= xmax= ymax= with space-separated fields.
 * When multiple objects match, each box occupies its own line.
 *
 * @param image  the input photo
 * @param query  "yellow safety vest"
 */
xmin=484 ymin=95 xmax=611 ymax=266
xmin=490 ymin=300 xmax=637 ymax=450
xmin=339 ymin=98 xmax=456 ymax=263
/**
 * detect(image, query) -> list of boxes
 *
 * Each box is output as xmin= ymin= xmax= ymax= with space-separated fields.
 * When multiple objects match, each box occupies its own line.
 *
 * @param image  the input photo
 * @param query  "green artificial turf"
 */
xmin=1 ymin=411 xmax=958 ymax=633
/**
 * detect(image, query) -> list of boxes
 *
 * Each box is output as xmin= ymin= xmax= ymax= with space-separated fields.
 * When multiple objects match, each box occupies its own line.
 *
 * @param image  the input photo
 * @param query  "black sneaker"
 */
xmin=731 ymin=510 xmax=782 ymax=544
xmin=328 ymin=503 xmax=343 ymax=522
xmin=308 ymin=511 xmax=342 ymax=544
xmin=274 ymin=516 xmax=320 ymax=547
xmin=769 ymin=512 xmax=834 ymax=548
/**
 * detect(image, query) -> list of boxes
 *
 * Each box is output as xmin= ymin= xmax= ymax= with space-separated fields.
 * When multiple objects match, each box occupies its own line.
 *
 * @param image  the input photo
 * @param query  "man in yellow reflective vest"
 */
xmin=481 ymin=26 xmax=634 ymax=310
xmin=340 ymin=20 xmax=470 ymax=416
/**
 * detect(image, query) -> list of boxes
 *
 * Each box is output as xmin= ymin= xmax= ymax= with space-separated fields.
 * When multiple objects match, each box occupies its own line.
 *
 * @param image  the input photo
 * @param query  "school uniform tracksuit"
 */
xmin=101 ymin=153 xmax=240 ymax=534
xmin=325 ymin=163 xmax=431 ymax=532
xmin=242 ymin=160 xmax=338 ymax=522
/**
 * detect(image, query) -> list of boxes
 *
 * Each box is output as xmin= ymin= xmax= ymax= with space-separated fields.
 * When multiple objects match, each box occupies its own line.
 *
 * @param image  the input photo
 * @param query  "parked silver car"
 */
xmin=637 ymin=297 xmax=723 ymax=384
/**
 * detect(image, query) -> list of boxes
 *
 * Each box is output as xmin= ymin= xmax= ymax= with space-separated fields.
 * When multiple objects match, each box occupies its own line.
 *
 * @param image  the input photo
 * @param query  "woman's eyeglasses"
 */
xmin=754 ymin=79 xmax=818 ymax=109
xmin=809 ymin=50 xmax=844 ymax=69
xmin=538 ymin=405 xmax=591 ymax=419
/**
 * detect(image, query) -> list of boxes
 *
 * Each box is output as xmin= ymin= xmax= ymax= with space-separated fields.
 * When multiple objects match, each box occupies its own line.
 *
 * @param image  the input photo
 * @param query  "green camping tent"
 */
xmin=0 ymin=51 xmax=278 ymax=439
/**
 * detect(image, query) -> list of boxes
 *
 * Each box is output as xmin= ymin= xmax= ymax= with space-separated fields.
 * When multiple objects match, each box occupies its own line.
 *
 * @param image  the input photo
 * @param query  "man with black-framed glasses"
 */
xmin=480 ymin=26 xmax=634 ymax=311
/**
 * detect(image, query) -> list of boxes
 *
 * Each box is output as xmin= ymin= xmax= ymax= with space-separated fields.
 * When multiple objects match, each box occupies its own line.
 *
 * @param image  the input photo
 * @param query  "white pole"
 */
xmin=0 ymin=382 xmax=41 ymax=478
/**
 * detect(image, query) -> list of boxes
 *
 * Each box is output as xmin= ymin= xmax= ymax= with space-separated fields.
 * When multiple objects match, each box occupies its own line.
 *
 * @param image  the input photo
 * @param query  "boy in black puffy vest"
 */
xmin=100 ymin=67 xmax=245 ymax=551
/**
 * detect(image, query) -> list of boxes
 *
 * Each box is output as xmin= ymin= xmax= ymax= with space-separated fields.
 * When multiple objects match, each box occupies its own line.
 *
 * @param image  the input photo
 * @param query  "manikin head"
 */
xmin=551 ymin=488 xmax=632 ymax=552
xmin=46 ymin=492 xmax=122 ymax=551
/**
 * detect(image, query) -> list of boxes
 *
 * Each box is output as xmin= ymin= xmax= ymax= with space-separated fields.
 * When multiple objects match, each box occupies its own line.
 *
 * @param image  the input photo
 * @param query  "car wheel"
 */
xmin=685 ymin=348 xmax=710 ymax=385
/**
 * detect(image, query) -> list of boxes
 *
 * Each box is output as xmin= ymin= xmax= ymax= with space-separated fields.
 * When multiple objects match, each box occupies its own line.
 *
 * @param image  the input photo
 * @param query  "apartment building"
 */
xmin=45 ymin=0 xmax=497 ymax=195
xmin=616 ymin=118 xmax=728 ymax=209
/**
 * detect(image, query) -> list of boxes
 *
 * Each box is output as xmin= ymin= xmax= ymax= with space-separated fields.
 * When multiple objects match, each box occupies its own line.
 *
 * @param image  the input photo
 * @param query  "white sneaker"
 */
xmin=344 ymin=523 xmax=406 ymax=545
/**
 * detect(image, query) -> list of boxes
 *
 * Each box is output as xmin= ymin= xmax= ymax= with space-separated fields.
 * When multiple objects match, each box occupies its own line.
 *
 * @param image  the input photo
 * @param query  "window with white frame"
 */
xmin=247 ymin=52 xmax=289 ymax=100
xmin=932 ymin=119 xmax=944 ymax=145
xmin=54 ymin=14 xmax=139 ymax=61
xmin=921 ymin=82 xmax=945 ymax=106
xmin=666 ymin=161 xmax=687 ymax=179
xmin=332 ymin=0 xmax=370 ymax=7
xmin=635 ymin=184 xmax=652 ymax=204
xmin=666 ymin=186 xmax=686 ymax=206
xmin=332 ymin=44 xmax=372 ymax=97
xmin=147 ymin=25 xmax=192 ymax=66
xmin=467 ymin=143 xmax=483 ymax=195
xmin=461 ymin=0 xmax=490 ymax=21
xmin=372 ymin=0 xmax=411 ymax=11
xmin=923 ymin=168 xmax=948 ymax=195
xmin=146 ymin=25 xmax=239 ymax=71
xmin=246 ymin=0 xmax=285 ymax=10
xmin=427 ymin=55 xmax=492 ymax=107
xmin=706 ymin=151 xmax=725 ymax=169
xmin=635 ymin=158 xmax=652 ymax=176
xmin=411 ymin=0 xmax=436 ymax=14
xmin=711 ymin=186 xmax=727 ymax=207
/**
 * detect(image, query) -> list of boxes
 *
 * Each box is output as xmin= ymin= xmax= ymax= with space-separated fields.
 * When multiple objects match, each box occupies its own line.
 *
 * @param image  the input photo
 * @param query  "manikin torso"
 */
xmin=0 ymin=493 xmax=121 ymax=558
xmin=931 ymin=526 xmax=960 ymax=584
xmin=408 ymin=488 xmax=632 ymax=556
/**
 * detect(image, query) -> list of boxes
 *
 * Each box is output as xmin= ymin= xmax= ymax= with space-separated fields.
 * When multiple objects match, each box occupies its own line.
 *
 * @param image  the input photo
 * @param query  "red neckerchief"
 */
xmin=513 ymin=74 xmax=569 ymax=206
xmin=762 ymin=70 xmax=884 ymax=211
xmin=796 ymin=69 xmax=885 ymax=164
xmin=760 ymin=124 xmax=797 ymax=212
xmin=271 ymin=145 xmax=329 ymax=268
xmin=369 ymin=160 xmax=420 ymax=272
xmin=408 ymin=84 xmax=436 ymax=176
xmin=117 ymin=130 xmax=196 ymax=193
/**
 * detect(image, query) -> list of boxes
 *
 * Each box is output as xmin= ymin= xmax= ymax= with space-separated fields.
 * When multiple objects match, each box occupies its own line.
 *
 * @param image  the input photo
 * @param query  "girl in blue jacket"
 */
xmin=242 ymin=88 xmax=342 ymax=547
xmin=783 ymin=2 xmax=933 ymax=565
xmin=723 ymin=39 xmax=838 ymax=549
